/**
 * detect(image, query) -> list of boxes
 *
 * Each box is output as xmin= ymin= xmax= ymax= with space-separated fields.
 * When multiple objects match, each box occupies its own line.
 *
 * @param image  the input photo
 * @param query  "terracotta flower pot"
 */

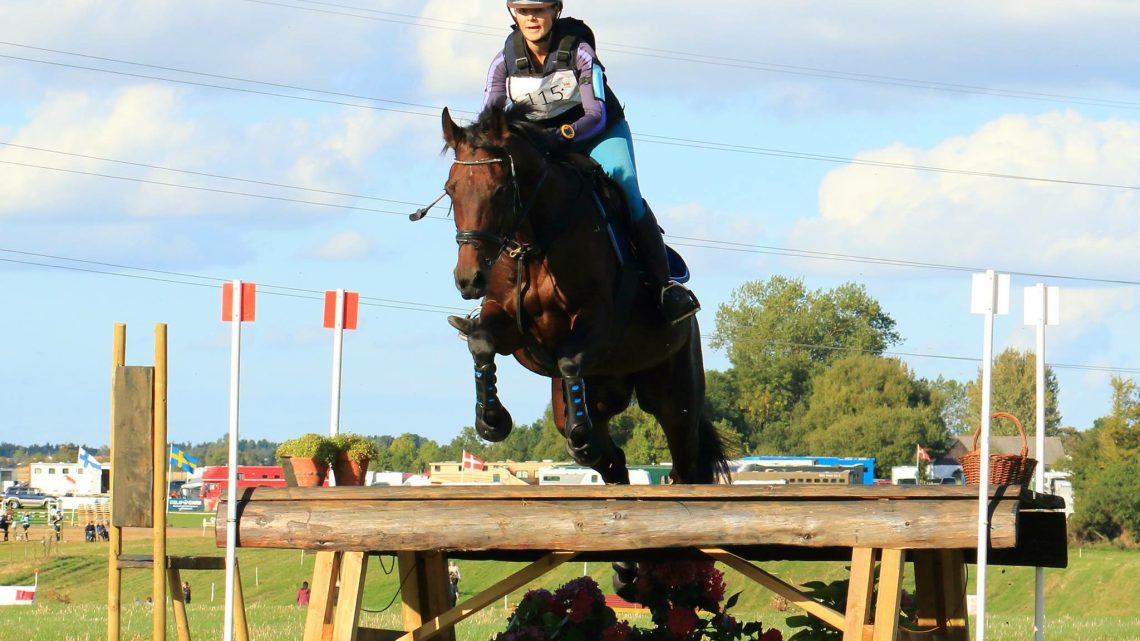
xmin=286 ymin=456 xmax=329 ymax=488
xmin=332 ymin=453 xmax=369 ymax=486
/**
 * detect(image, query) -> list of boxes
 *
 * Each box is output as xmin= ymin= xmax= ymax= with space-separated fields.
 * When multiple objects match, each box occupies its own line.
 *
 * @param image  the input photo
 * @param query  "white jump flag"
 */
xmin=970 ymin=269 xmax=1010 ymax=641
xmin=1024 ymin=284 xmax=1059 ymax=641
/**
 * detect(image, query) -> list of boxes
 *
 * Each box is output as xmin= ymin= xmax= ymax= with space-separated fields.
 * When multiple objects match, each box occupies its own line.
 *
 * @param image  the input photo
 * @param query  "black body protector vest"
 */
xmin=503 ymin=18 xmax=625 ymax=129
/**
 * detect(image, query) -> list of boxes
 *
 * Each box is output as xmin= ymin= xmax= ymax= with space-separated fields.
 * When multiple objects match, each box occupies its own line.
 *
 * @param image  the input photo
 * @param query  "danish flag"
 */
xmin=462 ymin=451 xmax=485 ymax=471
xmin=917 ymin=445 xmax=933 ymax=463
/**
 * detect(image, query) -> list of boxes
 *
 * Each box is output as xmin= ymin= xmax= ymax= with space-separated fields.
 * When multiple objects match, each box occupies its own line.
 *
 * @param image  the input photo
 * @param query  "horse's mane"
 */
xmin=464 ymin=100 xmax=555 ymax=154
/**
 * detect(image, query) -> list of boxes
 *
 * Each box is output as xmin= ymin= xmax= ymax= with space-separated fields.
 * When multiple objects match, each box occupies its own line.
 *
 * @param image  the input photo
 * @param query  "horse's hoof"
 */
xmin=475 ymin=405 xmax=513 ymax=442
xmin=565 ymin=437 xmax=603 ymax=468
xmin=612 ymin=561 xmax=639 ymax=601
xmin=447 ymin=315 xmax=475 ymax=336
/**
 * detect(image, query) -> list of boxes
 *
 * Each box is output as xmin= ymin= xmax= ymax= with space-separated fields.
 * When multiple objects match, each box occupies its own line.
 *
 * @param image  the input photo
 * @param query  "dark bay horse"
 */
xmin=435 ymin=102 xmax=728 ymax=486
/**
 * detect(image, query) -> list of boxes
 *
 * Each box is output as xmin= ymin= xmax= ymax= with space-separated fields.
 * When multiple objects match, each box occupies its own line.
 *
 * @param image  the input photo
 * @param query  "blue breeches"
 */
xmin=573 ymin=118 xmax=647 ymax=220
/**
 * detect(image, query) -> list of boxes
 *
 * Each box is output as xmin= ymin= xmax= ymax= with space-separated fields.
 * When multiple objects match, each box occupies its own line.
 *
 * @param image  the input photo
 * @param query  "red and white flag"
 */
xmin=916 ymin=445 xmax=933 ymax=463
xmin=462 ymin=451 xmax=485 ymax=471
xmin=0 ymin=586 xmax=36 ymax=605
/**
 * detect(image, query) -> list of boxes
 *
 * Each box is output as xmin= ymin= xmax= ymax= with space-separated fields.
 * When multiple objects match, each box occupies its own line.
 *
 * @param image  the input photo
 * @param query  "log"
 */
xmin=219 ymin=486 xmax=1025 ymax=552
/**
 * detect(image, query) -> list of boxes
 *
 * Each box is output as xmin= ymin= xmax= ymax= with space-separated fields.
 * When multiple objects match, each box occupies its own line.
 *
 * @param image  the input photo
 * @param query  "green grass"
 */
xmin=0 ymin=522 xmax=1136 ymax=641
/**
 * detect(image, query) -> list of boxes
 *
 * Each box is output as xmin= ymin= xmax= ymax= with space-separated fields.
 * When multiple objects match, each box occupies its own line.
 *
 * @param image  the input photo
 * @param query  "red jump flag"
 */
xmin=462 ymin=451 xmax=485 ymax=471
xmin=323 ymin=291 xmax=360 ymax=330
xmin=917 ymin=445 xmax=933 ymax=463
xmin=221 ymin=282 xmax=257 ymax=322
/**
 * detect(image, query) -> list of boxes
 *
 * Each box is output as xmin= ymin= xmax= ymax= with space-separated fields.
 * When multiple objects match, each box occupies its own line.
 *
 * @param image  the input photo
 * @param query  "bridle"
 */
xmin=451 ymin=153 xmax=549 ymax=265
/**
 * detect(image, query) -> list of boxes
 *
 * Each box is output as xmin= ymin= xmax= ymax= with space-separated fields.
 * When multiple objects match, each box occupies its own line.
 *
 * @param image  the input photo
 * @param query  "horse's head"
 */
xmin=441 ymin=103 xmax=545 ymax=299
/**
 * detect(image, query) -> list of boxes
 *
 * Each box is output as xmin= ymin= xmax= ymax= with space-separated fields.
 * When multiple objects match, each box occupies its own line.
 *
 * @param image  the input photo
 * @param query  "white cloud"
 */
xmin=789 ymin=111 xmax=1140 ymax=278
xmin=308 ymin=231 xmax=374 ymax=260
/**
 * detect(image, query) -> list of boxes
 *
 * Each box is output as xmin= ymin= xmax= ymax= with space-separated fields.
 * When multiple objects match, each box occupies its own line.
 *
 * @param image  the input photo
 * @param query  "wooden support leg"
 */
xmin=843 ymin=548 xmax=876 ymax=641
xmin=234 ymin=560 xmax=250 ymax=641
xmin=305 ymin=551 xmax=343 ymax=641
xmin=872 ymin=549 xmax=905 ymax=641
xmin=397 ymin=552 xmax=456 ymax=641
xmin=912 ymin=550 xmax=969 ymax=641
xmin=332 ymin=552 xmax=369 ymax=641
xmin=168 ymin=567 xmax=192 ymax=641
xmin=939 ymin=551 xmax=968 ymax=641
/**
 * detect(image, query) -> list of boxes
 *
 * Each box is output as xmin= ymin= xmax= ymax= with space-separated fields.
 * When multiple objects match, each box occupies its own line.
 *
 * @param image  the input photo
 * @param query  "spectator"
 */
xmin=51 ymin=509 xmax=63 ymax=541
xmin=182 ymin=581 xmax=192 ymax=604
xmin=19 ymin=512 xmax=31 ymax=539
xmin=0 ymin=509 xmax=9 ymax=541
xmin=85 ymin=521 xmax=96 ymax=542
xmin=448 ymin=561 xmax=461 ymax=607
xmin=297 ymin=581 xmax=311 ymax=607
xmin=96 ymin=522 xmax=109 ymax=541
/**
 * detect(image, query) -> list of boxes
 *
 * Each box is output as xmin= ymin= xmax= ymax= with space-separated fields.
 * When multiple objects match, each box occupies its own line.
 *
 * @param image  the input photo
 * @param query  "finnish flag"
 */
xmin=78 ymin=448 xmax=102 ymax=471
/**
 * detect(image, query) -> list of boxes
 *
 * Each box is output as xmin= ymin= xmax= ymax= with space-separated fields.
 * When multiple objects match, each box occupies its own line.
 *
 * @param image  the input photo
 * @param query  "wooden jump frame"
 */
xmin=108 ymin=323 xmax=248 ymax=641
xmin=220 ymin=484 xmax=1066 ymax=641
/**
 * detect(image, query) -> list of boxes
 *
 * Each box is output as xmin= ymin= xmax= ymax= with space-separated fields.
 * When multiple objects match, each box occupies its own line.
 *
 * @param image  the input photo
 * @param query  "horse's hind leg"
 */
xmin=467 ymin=327 xmax=513 ymax=441
xmin=551 ymin=376 xmax=631 ymax=483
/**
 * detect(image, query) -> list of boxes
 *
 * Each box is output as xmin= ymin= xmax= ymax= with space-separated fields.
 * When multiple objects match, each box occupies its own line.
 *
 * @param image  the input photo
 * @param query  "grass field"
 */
xmin=0 ymin=518 xmax=1136 ymax=641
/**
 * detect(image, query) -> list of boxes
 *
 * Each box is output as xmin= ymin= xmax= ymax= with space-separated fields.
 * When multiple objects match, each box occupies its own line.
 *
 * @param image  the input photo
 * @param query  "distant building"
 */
xmin=947 ymin=435 xmax=1068 ymax=472
xmin=30 ymin=462 xmax=106 ymax=496
xmin=0 ymin=468 xmax=17 ymax=491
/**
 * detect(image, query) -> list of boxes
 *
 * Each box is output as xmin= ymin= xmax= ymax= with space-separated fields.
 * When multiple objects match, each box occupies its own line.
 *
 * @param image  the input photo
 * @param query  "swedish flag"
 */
xmin=170 ymin=445 xmax=200 ymax=473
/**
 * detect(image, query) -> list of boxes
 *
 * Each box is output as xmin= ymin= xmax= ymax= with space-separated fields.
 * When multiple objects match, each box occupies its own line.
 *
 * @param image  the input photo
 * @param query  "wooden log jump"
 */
xmin=219 ymin=484 xmax=1066 ymax=641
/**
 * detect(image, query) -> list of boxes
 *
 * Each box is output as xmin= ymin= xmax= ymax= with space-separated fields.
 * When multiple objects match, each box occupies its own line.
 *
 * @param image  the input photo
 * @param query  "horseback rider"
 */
xmin=483 ymin=0 xmax=700 ymax=324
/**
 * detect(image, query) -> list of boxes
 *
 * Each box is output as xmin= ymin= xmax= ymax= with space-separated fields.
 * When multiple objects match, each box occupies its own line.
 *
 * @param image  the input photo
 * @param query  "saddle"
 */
xmin=558 ymin=152 xmax=691 ymax=283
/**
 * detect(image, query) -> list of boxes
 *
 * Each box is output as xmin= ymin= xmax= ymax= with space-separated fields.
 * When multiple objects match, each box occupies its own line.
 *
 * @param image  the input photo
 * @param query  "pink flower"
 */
xmin=666 ymin=605 xmax=699 ymax=637
xmin=567 ymin=590 xmax=595 ymax=623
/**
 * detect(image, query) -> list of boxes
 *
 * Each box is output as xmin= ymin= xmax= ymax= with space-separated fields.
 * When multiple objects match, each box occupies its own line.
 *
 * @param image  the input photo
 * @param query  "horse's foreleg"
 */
xmin=468 ymin=328 xmax=513 ymax=442
xmin=556 ymin=353 xmax=602 ymax=466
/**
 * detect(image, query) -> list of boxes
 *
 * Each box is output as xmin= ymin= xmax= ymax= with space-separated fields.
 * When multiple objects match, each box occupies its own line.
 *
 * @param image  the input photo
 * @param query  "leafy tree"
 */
xmin=965 ymin=348 xmax=1062 ymax=436
xmin=1068 ymin=377 xmax=1140 ymax=541
xmin=797 ymin=355 xmax=951 ymax=469
xmin=930 ymin=376 xmax=970 ymax=436
xmin=385 ymin=434 xmax=422 ymax=472
xmin=710 ymin=276 xmax=901 ymax=453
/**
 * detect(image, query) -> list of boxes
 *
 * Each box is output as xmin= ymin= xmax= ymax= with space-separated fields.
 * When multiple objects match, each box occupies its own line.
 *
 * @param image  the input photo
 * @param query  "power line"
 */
xmin=3 ymin=152 xmax=1138 ymax=287
xmin=0 ymin=142 xmax=425 ymax=207
xmin=5 ymin=245 xmax=1135 ymax=375
xmin=6 ymin=48 xmax=1140 ymax=193
xmin=0 ymin=251 xmax=471 ymax=315
xmin=241 ymin=0 xmax=1140 ymax=111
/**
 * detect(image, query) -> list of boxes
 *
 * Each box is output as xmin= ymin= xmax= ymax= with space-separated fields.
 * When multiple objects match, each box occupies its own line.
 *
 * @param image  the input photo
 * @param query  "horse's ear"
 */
xmin=442 ymin=107 xmax=464 ymax=149
xmin=492 ymin=104 xmax=510 ymax=143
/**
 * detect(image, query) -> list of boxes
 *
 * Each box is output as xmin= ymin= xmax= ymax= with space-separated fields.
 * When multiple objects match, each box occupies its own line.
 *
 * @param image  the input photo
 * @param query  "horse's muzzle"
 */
xmin=454 ymin=268 xmax=487 ymax=300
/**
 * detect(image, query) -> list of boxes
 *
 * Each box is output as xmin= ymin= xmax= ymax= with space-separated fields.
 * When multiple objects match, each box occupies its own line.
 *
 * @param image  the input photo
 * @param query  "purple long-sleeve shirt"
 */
xmin=483 ymin=42 xmax=608 ymax=142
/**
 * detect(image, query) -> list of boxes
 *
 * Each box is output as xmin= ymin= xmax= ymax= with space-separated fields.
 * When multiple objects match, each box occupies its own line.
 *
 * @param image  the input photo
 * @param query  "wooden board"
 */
xmin=111 ymin=366 xmax=154 ymax=528
xmin=234 ymin=484 xmax=1062 ymax=508
xmin=220 ymin=493 xmax=1022 ymax=552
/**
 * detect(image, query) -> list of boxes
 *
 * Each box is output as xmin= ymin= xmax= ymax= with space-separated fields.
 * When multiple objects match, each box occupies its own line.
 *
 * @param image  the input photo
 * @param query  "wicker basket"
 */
xmin=960 ymin=412 xmax=1037 ymax=486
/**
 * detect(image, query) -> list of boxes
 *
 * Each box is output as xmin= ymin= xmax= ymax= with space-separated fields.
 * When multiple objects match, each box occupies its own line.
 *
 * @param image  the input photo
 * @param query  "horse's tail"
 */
xmin=697 ymin=413 xmax=732 ymax=484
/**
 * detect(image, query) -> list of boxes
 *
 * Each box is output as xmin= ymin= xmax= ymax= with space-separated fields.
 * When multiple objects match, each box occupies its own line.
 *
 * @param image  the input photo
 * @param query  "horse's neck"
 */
xmin=518 ymin=161 xmax=581 ymax=246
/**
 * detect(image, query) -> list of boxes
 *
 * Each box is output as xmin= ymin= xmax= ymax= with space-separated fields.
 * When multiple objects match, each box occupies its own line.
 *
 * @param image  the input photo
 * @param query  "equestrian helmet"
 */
xmin=506 ymin=0 xmax=562 ymax=8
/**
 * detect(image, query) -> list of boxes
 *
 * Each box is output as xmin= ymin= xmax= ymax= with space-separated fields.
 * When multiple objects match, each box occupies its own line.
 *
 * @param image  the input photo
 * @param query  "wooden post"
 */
xmin=108 ymin=323 xmax=125 ymax=641
xmin=843 ymin=548 xmax=876 ymax=641
xmin=872 ymin=549 xmax=905 ymax=641
xmin=234 ymin=559 xmax=250 ymax=641
xmin=154 ymin=324 xmax=168 ymax=641
xmin=332 ymin=552 xmax=368 ymax=641
xmin=913 ymin=550 xmax=970 ymax=641
xmin=305 ymin=551 xmax=342 ymax=641
xmin=168 ymin=567 xmax=191 ymax=641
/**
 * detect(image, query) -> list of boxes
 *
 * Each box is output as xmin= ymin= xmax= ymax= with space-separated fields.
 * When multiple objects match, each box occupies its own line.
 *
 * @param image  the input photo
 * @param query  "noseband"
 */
xmin=453 ymin=154 xmax=549 ymax=264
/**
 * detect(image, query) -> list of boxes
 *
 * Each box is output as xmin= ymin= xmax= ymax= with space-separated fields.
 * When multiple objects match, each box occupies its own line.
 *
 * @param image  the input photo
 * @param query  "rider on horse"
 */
xmin=484 ymin=0 xmax=700 ymax=325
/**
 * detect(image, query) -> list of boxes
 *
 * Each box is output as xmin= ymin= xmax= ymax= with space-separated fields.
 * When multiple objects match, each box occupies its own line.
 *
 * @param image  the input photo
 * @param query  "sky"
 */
xmin=1 ymin=0 xmax=1138 ymax=450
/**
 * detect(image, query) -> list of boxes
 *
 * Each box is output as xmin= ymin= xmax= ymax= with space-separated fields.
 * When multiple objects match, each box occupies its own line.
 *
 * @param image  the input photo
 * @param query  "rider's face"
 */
xmin=513 ymin=7 xmax=557 ymax=44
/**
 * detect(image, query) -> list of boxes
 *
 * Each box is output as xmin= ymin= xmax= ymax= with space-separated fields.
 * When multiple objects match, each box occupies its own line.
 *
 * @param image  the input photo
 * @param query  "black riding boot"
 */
xmin=631 ymin=204 xmax=700 ymax=324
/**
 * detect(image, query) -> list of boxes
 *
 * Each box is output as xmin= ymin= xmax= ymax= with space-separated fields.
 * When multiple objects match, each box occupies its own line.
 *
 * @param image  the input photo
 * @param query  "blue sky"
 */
xmin=1 ymin=0 xmax=1138 ymax=449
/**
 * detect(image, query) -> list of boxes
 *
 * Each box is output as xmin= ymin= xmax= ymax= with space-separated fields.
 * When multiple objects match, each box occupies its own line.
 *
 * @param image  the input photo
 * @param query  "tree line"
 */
xmin=1 ymin=277 xmax=1131 ymax=542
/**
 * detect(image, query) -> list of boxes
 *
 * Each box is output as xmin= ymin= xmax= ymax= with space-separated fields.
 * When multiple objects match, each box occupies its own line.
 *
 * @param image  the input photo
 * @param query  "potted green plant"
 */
xmin=276 ymin=433 xmax=337 ymax=487
xmin=330 ymin=433 xmax=379 ymax=486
